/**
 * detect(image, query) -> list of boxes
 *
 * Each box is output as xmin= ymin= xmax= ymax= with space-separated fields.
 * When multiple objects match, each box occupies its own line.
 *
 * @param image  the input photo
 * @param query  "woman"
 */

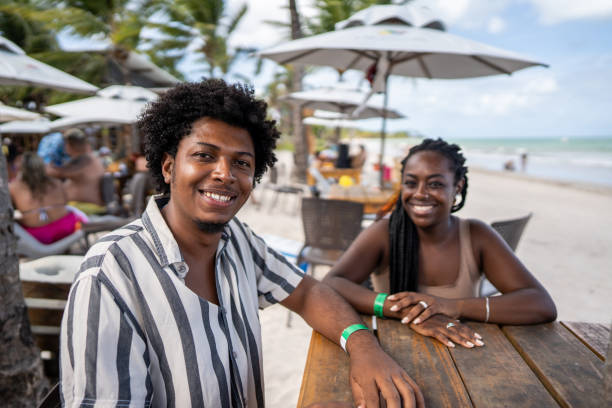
xmin=323 ymin=138 xmax=556 ymax=348
xmin=10 ymin=152 xmax=86 ymax=244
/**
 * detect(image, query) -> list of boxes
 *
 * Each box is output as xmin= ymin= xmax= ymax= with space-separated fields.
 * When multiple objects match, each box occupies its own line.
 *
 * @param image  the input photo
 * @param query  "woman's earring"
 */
xmin=453 ymin=193 xmax=461 ymax=206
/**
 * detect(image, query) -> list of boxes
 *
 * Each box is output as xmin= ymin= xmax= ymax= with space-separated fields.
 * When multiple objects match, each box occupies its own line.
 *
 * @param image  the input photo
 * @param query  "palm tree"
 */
xmin=152 ymin=0 xmax=248 ymax=79
xmin=0 ymin=156 xmax=49 ymax=405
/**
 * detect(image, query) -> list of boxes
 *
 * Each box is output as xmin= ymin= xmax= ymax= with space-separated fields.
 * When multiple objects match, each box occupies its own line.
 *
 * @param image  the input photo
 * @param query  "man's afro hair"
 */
xmin=138 ymin=79 xmax=279 ymax=194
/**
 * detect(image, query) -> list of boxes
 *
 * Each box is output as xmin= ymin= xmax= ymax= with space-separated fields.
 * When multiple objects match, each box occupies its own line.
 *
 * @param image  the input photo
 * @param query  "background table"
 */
xmin=297 ymin=319 xmax=610 ymax=407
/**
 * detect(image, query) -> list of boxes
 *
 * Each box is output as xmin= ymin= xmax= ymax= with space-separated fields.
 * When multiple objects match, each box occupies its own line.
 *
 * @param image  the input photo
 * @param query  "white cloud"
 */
xmin=529 ymin=0 xmax=612 ymax=24
xmin=487 ymin=16 xmax=506 ymax=34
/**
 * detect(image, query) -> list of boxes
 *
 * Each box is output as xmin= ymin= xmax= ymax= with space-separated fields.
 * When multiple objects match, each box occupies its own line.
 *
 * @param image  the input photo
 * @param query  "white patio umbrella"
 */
xmin=282 ymin=88 xmax=404 ymax=120
xmin=45 ymin=85 xmax=158 ymax=124
xmin=259 ymin=4 xmax=547 ymax=185
xmin=0 ymin=36 xmax=98 ymax=94
xmin=0 ymin=103 xmax=41 ymax=122
xmin=283 ymin=87 xmax=404 ymax=143
xmin=0 ymin=120 xmax=51 ymax=134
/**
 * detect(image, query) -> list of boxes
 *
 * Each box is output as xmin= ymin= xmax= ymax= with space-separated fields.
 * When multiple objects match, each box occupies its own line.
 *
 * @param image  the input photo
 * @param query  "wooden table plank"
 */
xmin=504 ymin=322 xmax=605 ymax=407
xmin=450 ymin=322 xmax=558 ymax=407
xmin=376 ymin=318 xmax=473 ymax=407
xmin=561 ymin=321 xmax=610 ymax=361
xmin=297 ymin=331 xmax=352 ymax=407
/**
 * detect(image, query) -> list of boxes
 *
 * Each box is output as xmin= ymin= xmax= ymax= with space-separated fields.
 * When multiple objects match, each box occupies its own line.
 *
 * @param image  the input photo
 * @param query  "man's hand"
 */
xmin=387 ymin=292 xmax=461 ymax=325
xmin=408 ymin=314 xmax=484 ymax=349
xmin=347 ymin=331 xmax=425 ymax=408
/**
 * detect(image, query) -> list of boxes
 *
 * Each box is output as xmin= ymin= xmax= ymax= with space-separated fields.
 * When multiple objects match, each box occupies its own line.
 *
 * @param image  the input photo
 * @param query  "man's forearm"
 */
xmin=281 ymin=276 xmax=378 ymax=349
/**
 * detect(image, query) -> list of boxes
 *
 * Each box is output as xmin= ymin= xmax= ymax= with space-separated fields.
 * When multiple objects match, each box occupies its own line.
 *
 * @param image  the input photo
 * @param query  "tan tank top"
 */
xmin=371 ymin=218 xmax=481 ymax=299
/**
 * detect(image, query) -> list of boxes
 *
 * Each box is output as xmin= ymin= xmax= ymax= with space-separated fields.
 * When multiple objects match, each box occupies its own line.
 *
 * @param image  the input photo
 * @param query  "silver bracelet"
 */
xmin=485 ymin=297 xmax=490 ymax=323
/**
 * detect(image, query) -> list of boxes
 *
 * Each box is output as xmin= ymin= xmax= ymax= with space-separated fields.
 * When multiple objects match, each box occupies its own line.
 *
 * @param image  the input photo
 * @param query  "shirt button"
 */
xmin=232 ymin=351 xmax=238 ymax=358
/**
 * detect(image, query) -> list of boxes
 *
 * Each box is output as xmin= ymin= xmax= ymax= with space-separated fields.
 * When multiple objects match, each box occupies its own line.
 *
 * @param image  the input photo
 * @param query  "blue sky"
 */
xmin=219 ymin=0 xmax=612 ymax=139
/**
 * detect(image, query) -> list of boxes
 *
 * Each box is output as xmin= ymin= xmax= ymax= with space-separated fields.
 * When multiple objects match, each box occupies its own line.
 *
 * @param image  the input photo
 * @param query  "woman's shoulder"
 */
xmin=462 ymin=217 xmax=504 ymax=250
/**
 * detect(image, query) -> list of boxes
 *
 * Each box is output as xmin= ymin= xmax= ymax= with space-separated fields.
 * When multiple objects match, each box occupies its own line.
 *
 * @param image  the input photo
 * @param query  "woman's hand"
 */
xmin=407 ymin=314 xmax=484 ymax=349
xmin=387 ymin=292 xmax=462 ymax=324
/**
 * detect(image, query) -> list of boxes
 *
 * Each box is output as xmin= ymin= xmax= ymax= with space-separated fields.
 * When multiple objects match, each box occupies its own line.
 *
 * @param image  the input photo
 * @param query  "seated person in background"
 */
xmin=46 ymin=128 xmax=106 ymax=214
xmin=37 ymin=131 xmax=69 ymax=166
xmin=10 ymin=152 xmax=86 ymax=244
xmin=324 ymin=138 xmax=556 ymax=348
xmin=351 ymin=144 xmax=367 ymax=169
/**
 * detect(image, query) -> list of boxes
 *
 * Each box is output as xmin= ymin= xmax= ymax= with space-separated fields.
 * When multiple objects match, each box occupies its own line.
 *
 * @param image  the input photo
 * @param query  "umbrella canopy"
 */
xmin=0 ymin=36 xmax=98 ymax=94
xmin=304 ymin=116 xmax=365 ymax=129
xmin=335 ymin=4 xmax=445 ymax=30
xmin=282 ymin=88 xmax=403 ymax=119
xmin=260 ymin=4 xmax=547 ymax=186
xmin=0 ymin=120 xmax=51 ymax=134
xmin=0 ymin=103 xmax=41 ymax=122
xmin=45 ymin=85 xmax=158 ymax=123
xmin=260 ymin=24 xmax=546 ymax=79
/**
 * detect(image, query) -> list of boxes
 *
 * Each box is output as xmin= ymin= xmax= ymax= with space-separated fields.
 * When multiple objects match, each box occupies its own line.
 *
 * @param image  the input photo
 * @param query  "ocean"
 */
xmin=351 ymin=136 xmax=612 ymax=188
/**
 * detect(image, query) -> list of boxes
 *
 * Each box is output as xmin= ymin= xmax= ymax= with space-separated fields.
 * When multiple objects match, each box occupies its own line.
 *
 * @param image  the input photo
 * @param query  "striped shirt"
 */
xmin=60 ymin=196 xmax=305 ymax=407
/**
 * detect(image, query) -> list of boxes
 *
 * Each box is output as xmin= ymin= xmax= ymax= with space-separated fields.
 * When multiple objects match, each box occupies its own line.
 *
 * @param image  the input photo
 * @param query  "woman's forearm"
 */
xmin=458 ymin=287 xmax=557 ymax=324
xmin=322 ymin=276 xmax=405 ymax=319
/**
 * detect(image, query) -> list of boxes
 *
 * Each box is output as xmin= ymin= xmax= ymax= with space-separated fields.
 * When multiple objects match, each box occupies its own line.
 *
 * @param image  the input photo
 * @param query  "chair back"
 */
xmin=479 ymin=212 xmax=533 ymax=297
xmin=301 ymin=197 xmax=364 ymax=251
xmin=100 ymin=173 xmax=121 ymax=215
xmin=491 ymin=212 xmax=533 ymax=251
xmin=123 ymin=172 xmax=150 ymax=217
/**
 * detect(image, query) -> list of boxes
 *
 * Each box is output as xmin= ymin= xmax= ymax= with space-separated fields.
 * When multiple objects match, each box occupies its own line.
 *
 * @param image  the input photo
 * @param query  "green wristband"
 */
xmin=373 ymin=292 xmax=388 ymax=318
xmin=340 ymin=323 xmax=369 ymax=353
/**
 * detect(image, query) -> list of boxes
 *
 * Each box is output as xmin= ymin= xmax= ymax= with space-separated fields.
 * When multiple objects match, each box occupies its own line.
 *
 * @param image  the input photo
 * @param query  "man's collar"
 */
xmin=142 ymin=195 xmax=233 ymax=268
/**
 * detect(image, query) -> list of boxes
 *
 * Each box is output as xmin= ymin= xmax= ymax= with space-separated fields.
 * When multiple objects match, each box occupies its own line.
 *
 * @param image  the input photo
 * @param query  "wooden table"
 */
xmin=297 ymin=318 xmax=611 ymax=407
xmin=327 ymin=185 xmax=397 ymax=215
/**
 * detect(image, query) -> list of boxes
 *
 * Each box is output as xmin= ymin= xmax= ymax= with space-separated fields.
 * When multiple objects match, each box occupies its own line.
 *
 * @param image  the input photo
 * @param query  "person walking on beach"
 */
xmin=324 ymin=138 xmax=556 ymax=348
xmin=59 ymin=80 xmax=424 ymax=407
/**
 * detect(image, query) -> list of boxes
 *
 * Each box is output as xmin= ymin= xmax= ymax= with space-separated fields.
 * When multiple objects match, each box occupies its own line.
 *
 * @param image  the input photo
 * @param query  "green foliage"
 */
xmin=307 ymin=0 xmax=392 ymax=35
xmin=152 ymin=0 xmax=249 ymax=78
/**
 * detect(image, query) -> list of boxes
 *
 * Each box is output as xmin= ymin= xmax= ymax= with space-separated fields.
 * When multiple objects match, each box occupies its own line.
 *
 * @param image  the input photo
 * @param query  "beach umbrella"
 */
xmin=282 ymin=88 xmax=404 ymax=120
xmin=45 ymin=85 xmax=158 ymax=124
xmin=0 ymin=120 xmax=51 ymax=134
xmin=0 ymin=36 xmax=98 ymax=94
xmin=283 ymin=87 xmax=403 ymax=143
xmin=259 ymin=4 xmax=547 ymax=185
xmin=0 ymin=103 xmax=41 ymax=122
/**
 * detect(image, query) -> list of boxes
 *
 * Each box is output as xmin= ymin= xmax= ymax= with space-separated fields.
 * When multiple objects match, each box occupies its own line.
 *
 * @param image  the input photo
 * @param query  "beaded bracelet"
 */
xmin=340 ymin=323 xmax=370 ymax=353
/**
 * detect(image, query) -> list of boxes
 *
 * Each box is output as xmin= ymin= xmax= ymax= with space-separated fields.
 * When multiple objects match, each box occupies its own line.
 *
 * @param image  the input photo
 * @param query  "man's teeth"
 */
xmin=204 ymin=192 xmax=232 ymax=202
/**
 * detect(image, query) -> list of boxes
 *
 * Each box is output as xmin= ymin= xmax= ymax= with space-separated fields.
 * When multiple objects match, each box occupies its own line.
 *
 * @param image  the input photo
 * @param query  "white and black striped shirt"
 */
xmin=60 ymin=196 xmax=304 ymax=407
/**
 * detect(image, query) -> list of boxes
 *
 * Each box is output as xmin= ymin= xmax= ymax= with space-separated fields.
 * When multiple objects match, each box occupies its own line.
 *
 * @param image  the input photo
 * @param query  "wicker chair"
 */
xmin=479 ymin=212 xmax=533 ymax=297
xmin=297 ymin=197 xmax=364 ymax=276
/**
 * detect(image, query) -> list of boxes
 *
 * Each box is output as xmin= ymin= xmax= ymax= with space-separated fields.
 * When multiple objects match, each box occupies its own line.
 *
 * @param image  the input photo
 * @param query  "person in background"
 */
xmin=60 ymin=80 xmax=424 ymax=407
xmin=351 ymin=144 xmax=367 ymax=169
xmin=37 ymin=131 xmax=69 ymax=166
xmin=46 ymin=128 xmax=106 ymax=214
xmin=10 ymin=152 xmax=86 ymax=244
xmin=324 ymin=138 xmax=556 ymax=349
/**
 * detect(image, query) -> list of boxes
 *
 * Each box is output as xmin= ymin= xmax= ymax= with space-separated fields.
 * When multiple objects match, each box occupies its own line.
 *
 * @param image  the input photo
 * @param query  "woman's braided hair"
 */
xmin=388 ymin=138 xmax=468 ymax=293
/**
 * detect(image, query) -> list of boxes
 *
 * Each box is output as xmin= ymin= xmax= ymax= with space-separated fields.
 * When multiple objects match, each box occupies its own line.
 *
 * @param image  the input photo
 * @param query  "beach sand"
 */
xmin=236 ymin=156 xmax=612 ymax=407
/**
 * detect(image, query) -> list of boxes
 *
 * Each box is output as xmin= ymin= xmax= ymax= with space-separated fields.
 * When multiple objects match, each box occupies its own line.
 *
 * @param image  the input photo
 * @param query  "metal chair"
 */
xmin=287 ymin=198 xmax=364 ymax=326
xmin=479 ymin=212 xmax=533 ymax=297
xmin=297 ymin=197 xmax=364 ymax=276
xmin=261 ymin=166 xmax=305 ymax=214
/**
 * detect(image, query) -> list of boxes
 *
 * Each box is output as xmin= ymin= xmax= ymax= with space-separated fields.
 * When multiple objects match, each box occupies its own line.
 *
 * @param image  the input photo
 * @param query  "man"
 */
xmin=46 ymin=128 xmax=106 ymax=211
xmin=60 ymin=80 xmax=424 ymax=407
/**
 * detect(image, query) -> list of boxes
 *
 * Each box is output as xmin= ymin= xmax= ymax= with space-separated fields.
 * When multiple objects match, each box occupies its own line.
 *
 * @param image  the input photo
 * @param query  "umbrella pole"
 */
xmin=378 ymin=75 xmax=389 ymax=188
